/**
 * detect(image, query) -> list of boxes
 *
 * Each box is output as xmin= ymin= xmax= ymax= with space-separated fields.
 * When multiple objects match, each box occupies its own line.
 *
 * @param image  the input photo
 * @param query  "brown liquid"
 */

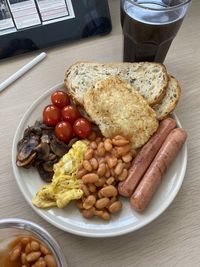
xmin=121 ymin=7 xmax=184 ymax=62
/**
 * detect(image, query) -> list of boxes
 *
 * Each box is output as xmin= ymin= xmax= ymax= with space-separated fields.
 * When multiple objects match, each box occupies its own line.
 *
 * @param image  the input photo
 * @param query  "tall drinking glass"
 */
xmin=121 ymin=0 xmax=192 ymax=63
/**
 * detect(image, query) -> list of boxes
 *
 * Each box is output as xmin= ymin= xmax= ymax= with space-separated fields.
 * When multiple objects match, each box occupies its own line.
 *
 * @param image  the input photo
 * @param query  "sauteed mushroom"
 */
xmin=16 ymin=121 xmax=71 ymax=182
xmin=37 ymin=163 xmax=54 ymax=183
xmin=17 ymin=137 xmax=39 ymax=162
xmin=50 ymin=137 xmax=69 ymax=157
xmin=34 ymin=142 xmax=50 ymax=160
xmin=16 ymin=152 xmax=37 ymax=167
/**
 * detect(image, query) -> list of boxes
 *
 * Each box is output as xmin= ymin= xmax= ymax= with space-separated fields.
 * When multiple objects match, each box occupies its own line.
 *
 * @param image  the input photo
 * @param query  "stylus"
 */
xmin=0 ymin=52 xmax=47 ymax=93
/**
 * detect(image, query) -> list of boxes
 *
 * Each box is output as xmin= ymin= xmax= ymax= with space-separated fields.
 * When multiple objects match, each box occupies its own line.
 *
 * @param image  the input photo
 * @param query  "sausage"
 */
xmin=118 ymin=118 xmax=177 ymax=197
xmin=130 ymin=128 xmax=187 ymax=212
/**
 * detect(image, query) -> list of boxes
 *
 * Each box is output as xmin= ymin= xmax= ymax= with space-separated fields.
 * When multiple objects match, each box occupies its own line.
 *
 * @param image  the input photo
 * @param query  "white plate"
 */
xmin=12 ymin=83 xmax=187 ymax=238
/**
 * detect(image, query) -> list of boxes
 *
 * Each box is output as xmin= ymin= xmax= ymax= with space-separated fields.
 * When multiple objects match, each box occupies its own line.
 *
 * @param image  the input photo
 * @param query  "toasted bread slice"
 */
xmin=83 ymin=76 xmax=159 ymax=149
xmin=64 ymin=61 xmax=168 ymax=106
xmin=154 ymin=76 xmax=181 ymax=120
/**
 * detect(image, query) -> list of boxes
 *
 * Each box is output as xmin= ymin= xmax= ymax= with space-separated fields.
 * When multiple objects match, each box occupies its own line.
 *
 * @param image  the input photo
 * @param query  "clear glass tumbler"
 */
xmin=121 ymin=0 xmax=192 ymax=63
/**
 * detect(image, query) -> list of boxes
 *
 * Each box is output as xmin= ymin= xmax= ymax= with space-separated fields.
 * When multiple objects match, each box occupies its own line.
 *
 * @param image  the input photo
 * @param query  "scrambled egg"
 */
xmin=32 ymin=140 xmax=88 ymax=209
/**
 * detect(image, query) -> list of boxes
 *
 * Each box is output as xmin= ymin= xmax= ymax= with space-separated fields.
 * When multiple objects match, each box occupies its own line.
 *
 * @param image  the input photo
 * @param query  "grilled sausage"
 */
xmin=130 ymin=128 xmax=187 ymax=212
xmin=118 ymin=118 xmax=177 ymax=197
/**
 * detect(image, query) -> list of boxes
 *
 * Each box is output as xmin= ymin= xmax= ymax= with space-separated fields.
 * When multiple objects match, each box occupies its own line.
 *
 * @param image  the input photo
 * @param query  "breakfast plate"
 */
xmin=12 ymin=83 xmax=187 ymax=238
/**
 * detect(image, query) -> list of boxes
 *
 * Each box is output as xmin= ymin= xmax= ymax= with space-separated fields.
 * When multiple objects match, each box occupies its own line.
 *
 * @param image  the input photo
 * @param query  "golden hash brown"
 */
xmin=83 ymin=76 xmax=159 ymax=148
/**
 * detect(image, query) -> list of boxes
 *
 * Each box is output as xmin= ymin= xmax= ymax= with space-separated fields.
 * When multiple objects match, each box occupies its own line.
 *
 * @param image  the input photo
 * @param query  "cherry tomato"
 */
xmin=73 ymin=118 xmax=92 ymax=138
xmin=55 ymin=121 xmax=73 ymax=142
xmin=51 ymin=91 xmax=70 ymax=109
xmin=43 ymin=105 xmax=61 ymax=126
xmin=61 ymin=105 xmax=80 ymax=124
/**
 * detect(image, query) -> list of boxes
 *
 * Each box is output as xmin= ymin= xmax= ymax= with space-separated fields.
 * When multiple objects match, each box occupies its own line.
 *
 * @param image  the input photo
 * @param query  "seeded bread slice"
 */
xmin=83 ymin=76 xmax=159 ymax=149
xmin=64 ymin=61 xmax=168 ymax=106
xmin=154 ymin=76 xmax=181 ymax=120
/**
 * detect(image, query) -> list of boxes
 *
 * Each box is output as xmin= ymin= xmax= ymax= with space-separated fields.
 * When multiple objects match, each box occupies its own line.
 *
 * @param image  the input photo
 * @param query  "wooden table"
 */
xmin=0 ymin=0 xmax=200 ymax=266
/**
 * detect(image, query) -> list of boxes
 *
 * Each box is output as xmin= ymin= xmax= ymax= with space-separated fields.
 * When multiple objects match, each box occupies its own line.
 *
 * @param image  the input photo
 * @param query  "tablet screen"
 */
xmin=0 ymin=0 xmax=111 ymax=59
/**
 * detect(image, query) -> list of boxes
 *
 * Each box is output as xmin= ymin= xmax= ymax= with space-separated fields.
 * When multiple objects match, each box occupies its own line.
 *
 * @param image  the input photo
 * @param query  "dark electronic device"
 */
xmin=0 ymin=0 xmax=112 ymax=60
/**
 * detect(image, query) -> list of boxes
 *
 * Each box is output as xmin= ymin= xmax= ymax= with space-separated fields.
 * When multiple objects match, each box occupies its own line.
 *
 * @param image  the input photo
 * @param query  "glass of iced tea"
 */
xmin=121 ymin=0 xmax=192 ymax=63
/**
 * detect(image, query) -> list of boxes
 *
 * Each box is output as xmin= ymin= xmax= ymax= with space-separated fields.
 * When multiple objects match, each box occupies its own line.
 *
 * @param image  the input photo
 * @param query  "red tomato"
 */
xmin=43 ymin=105 xmax=61 ymax=126
xmin=55 ymin=121 xmax=73 ymax=142
xmin=61 ymin=105 xmax=80 ymax=124
xmin=73 ymin=118 xmax=92 ymax=138
xmin=51 ymin=91 xmax=70 ymax=109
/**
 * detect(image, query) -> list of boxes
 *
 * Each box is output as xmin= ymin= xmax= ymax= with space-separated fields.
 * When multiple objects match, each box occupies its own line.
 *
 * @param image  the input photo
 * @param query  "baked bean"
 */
xmin=118 ymin=168 xmax=128 ymax=181
xmin=21 ymin=253 xmax=28 ymax=264
xmin=82 ymin=207 xmax=95 ymax=218
xmin=10 ymin=243 xmax=22 ymax=261
xmin=40 ymin=244 xmax=51 ymax=255
xmin=20 ymin=236 xmax=31 ymax=245
xmin=95 ymin=197 xmax=110 ymax=209
xmin=97 ymin=190 xmax=103 ymax=199
xmin=82 ymin=160 xmax=93 ymax=172
xmin=25 ymin=243 xmax=31 ymax=254
xmin=97 ymin=142 xmax=106 ymax=157
xmin=112 ymin=135 xmax=129 ymax=146
xmin=106 ymin=177 xmax=115 ymax=185
xmin=83 ymin=195 xmax=96 ymax=209
xmin=32 ymin=260 xmax=47 ymax=267
xmin=111 ymin=148 xmax=120 ymax=158
xmin=84 ymin=148 xmax=94 ymax=160
xmin=80 ymin=184 xmax=90 ymax=196
xmin=82 ymin=173 xmax=99 ymax=184
xmin=88 ymin=183 xmax=97 ymax=193
xmin=96 ymin=210 xmax=110 ymax=220
xmin=95 ymin=137 xmax=102 ymax=144
xmin=95 ymin=177 xmax=106 ymax=187
xmin=90 ymin=141 xmax=97 ymax=149
xmin=44 ymin=255 xmax=57 ymax=267
xmin=100 ymin=185 xmax=118 ymax=197
xmin=108 ymin=201 xmax=122 ymax=213
xmin=99 ymin=158 xmax=106 ymax=164
xmin=110 ymin=197 xmax=117 ymax=205
xmin=114 ymin=161 xmax=124 ymax=175
xmin=76 ymin=167 xmax=87 ymax=179
xmin=110 ymin=168 xmax=116 ymax=178
xmin=104 ymin=138 xmax=113 ymax=151
xmin=97 ymin=163 xmax=106 ymax=177
xmin=90 ymin=157 xmax=98 ymax=170
xmin=26 ymin=251 xmax=41 ymax=262
xmin=116 ymin=144 xmax=131 ymax=156
xmin=106 ymin=156 xmax=118 ymax=168
xmin=30 ymin=240 xmax=40 ymax=252
xmin=122 ymin=152 xmax=133 ymax=163
xmin=105 ymin=166 xmax=111 ymax=178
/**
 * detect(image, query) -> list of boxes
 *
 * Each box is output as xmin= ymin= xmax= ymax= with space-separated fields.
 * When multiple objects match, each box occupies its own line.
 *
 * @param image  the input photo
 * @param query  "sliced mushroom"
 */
xmin=17 ymin=137 xmax=39 ymax=162
xmin=68 ymin=137 xmax=79 ymax=148
xmin=37 ymin=163 xmax=54 ymax=182
xmin=34 ymin=142 xmax=50 ymax=160
xmin=50 ymin=137 xmax=69 ymax=157
xmin=42 ymin=154 xmax=58 ymax=172
xmin=47 ymin=153 xmax=57 ymax=161
xmin=24 ymin=125 xmax=42 ymax=138
xmin=16 ymin=152 xmax=36 ymax=167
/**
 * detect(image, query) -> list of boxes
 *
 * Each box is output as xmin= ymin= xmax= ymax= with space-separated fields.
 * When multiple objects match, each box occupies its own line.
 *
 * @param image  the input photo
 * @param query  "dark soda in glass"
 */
xmin=121 ymin=0 xmax=191 ymax=63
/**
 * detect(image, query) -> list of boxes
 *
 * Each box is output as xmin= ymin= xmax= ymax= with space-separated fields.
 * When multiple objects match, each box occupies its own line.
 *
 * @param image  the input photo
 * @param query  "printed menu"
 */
xmin=0 ymin=0 xmax=75 ymax=35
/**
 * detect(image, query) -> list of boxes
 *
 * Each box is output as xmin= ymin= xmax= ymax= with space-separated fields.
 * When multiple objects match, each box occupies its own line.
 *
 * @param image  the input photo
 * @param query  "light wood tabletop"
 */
xmin=0 ymin=0 xmax=200 ymax=266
